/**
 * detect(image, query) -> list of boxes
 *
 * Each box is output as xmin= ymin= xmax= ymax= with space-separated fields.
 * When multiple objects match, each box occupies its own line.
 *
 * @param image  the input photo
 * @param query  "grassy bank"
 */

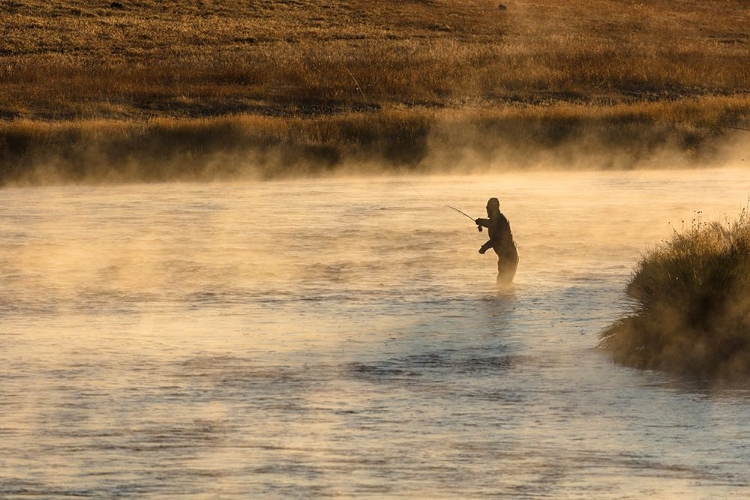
xmin=1 ymin=0 xmax=749 ymax=183
xmin=600 ymin=210 xmax=750 ymax=382
xmin=1 ymin=97 xmax=747 ymax=185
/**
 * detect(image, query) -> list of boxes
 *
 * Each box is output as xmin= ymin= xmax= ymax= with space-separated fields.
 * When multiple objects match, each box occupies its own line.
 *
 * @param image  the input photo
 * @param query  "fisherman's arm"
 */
xmin=479 ymin=240 xmax=493 ymax=254
xmin=475 ymin=218 xmax=490 ymax=228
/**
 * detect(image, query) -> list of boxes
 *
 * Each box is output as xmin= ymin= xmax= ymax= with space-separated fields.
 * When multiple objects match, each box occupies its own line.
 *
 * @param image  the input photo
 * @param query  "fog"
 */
xmin=4 ymin=117 xmax=747 ymax=187
xmin=2 ymin=167 xmax=750 ymax=498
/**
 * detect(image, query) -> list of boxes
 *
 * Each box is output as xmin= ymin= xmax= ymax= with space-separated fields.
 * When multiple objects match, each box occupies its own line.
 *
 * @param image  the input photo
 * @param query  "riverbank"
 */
xmin=1 ymin=97 xmax=748 ymax=185
xmin=600 ymin=208 xmax=750 ymax=382
xmin=1 ymin=0 xmax=748 ymax=184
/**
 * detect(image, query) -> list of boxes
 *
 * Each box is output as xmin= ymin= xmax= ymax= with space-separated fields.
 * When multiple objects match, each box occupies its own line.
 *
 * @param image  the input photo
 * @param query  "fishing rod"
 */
xmin=446 ymin=205 xmax=483 ymax=231
xmin=398 ymin=172 xmax=483 ymax=232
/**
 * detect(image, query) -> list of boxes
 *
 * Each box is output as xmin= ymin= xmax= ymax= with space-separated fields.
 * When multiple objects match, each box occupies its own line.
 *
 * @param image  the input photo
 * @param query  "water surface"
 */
xmin=2 ymin=169 xmax=750 ymax=498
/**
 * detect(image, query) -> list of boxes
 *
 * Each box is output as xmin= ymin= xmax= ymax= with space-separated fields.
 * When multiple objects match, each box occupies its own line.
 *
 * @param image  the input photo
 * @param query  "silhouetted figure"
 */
xmin=475 ymin=198 xmax=518 ymax=284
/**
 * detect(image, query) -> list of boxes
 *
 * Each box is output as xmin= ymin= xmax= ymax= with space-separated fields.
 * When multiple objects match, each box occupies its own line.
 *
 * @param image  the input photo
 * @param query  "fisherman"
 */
xmin=475 ymin=197 xmax=519 ymax=284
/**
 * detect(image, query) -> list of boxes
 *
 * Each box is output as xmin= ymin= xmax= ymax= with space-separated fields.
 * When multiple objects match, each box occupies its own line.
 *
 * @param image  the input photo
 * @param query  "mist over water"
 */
xmin=2 ymin=169 xmax=750 ymax=498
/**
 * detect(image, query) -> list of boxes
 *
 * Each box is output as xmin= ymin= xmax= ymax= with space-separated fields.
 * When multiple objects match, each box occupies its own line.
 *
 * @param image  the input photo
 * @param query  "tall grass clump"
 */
xmin=600 ymin=209 xmax=750 ymax=381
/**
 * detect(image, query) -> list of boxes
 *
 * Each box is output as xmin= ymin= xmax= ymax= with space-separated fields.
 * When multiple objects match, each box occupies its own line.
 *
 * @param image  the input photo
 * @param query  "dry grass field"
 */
xmin=1 ymin=0 xmax=749 ymax=183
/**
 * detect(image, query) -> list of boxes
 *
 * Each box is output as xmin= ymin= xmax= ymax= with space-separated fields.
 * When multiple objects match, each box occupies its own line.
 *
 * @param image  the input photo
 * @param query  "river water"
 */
xmin=1 ymin=168 xmax=750 ymax=498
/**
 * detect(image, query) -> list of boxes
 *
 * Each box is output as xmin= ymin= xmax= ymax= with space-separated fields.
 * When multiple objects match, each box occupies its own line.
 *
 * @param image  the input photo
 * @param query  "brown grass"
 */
xmin=0 ymin=0 xmax=748 ymax=183
xmin=600 ymin=209 xmax=750 ymax=382
xmin=2 ymin=97 xmax=747 ymax=185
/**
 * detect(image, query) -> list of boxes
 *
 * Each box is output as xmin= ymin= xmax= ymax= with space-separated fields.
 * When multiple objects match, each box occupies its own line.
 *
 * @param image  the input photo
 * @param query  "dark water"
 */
xmin=1 ymin=170 xmax=750 ymax=498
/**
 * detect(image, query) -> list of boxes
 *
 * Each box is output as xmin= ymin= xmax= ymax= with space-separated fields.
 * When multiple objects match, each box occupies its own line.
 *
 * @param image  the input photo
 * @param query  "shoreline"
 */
xmin=1 ymin=95 xmax=748 ymax=186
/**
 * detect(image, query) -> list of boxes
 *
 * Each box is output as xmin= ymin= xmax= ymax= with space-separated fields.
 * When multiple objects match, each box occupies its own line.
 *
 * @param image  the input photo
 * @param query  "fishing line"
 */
xmin=346 ymin=68 xmax=367 ymax=101
xmin=711 ymin=124 xmax=750 ymax=163
xmin=397 ymin=171 xmax=484 ymax=244
xmin=711 ymin=124 xmax=750 ymax=135
xmin=345 ymin=68 xmax=477 ymax=230
xmin=725 ymin=125 xmax=750 ymax=133
xmin=399 ymin=172 xmax=438 ymax=207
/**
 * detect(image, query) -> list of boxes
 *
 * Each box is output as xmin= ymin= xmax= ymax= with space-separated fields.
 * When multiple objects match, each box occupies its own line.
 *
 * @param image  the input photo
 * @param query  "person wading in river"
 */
xmin=475 ymin=197 xmax=519 ymax=284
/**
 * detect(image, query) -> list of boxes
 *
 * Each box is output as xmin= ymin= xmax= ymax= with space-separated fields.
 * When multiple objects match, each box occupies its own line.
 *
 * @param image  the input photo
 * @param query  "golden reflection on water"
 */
xmin=1 ymin=169 xmax=750 ymax=498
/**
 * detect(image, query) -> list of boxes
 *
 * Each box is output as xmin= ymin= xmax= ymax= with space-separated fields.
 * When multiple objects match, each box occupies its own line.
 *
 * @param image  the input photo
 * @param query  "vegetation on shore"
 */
xmin=600 ymin=210 xmax=750 ymax=382
xmin=1 ymin=0 xmax=748 ymax=183
xmin=1 ymin=97 xmax=748 ymax=185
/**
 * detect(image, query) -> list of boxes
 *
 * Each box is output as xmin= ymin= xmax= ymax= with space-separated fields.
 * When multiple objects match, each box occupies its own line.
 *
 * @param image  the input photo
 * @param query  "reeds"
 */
xmin=600 ymin=209 xmax=750 ymax=381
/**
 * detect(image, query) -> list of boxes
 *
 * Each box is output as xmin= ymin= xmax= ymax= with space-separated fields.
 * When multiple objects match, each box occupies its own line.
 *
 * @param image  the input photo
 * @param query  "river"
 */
xmin=1 ymin=168 xmax=750 ymax=498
